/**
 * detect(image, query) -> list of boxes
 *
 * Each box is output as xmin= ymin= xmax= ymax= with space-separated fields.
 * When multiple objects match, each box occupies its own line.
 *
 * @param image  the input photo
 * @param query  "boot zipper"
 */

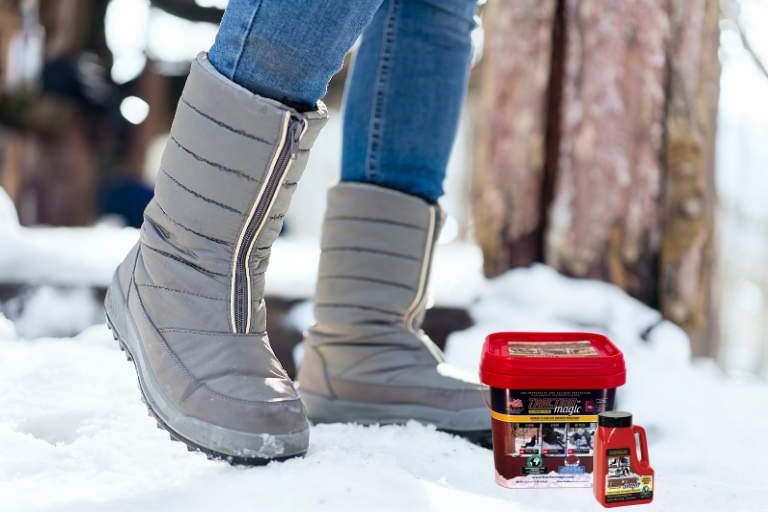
xmin=406 ymin=206 xmax=437 ymax=334
xmin=230 ymin=113 xmax=306 ymax=333
xmin=405 ymin=206 xmax=446 ymax=362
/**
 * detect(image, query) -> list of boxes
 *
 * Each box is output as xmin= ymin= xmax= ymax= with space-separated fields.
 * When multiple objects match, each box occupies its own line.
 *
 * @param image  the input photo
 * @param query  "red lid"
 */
xmin=479 ymin=332 xmax=626 ymax=390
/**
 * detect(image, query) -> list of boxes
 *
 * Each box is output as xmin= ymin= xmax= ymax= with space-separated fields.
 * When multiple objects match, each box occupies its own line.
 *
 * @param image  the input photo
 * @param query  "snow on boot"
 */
xmin=104 ymin=53 xmax=328 ymax=464
xmin=297 ymin=183 xmax=491 ymax=445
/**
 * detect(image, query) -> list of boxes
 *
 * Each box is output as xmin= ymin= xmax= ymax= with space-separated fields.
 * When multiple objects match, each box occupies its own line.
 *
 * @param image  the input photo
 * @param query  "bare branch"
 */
xmin=720 ymin=1 xmax=768 ymax=82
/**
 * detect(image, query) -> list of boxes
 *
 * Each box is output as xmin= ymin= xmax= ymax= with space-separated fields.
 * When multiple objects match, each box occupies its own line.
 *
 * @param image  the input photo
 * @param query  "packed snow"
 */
xmin=2 ymin=227 xmax=767 ymax=510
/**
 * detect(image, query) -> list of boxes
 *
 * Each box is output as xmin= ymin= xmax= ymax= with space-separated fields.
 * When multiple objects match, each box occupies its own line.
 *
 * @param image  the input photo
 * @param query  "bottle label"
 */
xmin=605 ymin=448 xmax=653 ymax=503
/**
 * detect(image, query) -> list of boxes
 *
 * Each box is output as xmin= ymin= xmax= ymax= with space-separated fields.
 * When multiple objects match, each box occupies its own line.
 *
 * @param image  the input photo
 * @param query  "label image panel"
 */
xmin=567 ymin=422 xmax=595 ymax=456
xmin=541 ymin=423 xmax=567 ymax=455
xmin=512 ymin=423 xmax=541 ymax=456
xmin=507 ymin=340 xmax=599 ymax=358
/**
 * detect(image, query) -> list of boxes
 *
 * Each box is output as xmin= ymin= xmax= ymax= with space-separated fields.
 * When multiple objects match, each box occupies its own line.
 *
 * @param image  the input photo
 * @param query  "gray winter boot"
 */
xmin=297 ymin=183 xmax=491 ymax=445
xmin=104 ymin=53 xmax=328 ymax=464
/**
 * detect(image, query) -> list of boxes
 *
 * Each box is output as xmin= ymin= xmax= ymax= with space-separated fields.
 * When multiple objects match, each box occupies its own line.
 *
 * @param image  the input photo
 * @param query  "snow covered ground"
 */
xmin=1 ymin=188 xmax=767 ymax=510
xmin=2 ymin=219 xmax=767 ymax=510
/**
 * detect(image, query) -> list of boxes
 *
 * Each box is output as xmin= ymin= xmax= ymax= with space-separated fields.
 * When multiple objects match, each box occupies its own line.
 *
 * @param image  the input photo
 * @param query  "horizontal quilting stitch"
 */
xmin=157 ymin=328 xmax=268 ymax=336
xmin=319 ymin=247 xmax=421 ymax=262
xmin=325 ymin=216 xmax=424 ymax=230
xmin=180 ymin=97 xmax=271 ymax=145
xmin=161 ymin=169 xmax=242 ymax=214
xmin=137 ymin=284 xmax=223 ymax=301
xmin=141 ymin=244 xmax=227 ymax=277
xmin=313 ymin=303 xmax=402 ymax=316
xmin=169 ymin=136 xmax=257 ymax=182
xmin=154 ymin=202 xmax=232 ymax=246
xmin=317 ymin=274 xmax=417 ymax=292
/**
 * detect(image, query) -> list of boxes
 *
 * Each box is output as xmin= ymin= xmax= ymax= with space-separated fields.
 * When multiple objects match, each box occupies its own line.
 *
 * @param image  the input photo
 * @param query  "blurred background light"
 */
xmin=106 ymin=0 xmax=220 ymax=83
xmin=120 ymin=96 xmax=150 ymax=124
xmin=146 ymin=8 xmax=218 ymax=63
xmin=105 ymin=0 xmax=150 ymax=84
xmin=194 ymin=0 xmax=229 ymax=8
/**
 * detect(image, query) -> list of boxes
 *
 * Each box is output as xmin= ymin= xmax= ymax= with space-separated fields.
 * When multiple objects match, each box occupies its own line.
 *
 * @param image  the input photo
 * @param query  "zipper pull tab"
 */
xmin=288 ymin=119 xmax=304 ymax=160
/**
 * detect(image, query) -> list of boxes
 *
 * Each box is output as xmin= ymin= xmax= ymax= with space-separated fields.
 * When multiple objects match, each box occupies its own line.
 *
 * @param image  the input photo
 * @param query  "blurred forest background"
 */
xmin=0 ymin=0 xmax=766 ymax=380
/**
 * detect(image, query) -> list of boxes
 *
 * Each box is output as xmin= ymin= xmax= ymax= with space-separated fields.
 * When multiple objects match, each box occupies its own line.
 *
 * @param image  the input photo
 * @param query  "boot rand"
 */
xmin=593 ymin=411 xmax=655 ymax=507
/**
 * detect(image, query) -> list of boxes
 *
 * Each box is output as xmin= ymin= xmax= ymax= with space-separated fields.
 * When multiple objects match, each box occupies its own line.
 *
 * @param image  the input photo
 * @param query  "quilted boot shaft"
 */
xmin=107 ymin=53 xmax=328 ymax=461
xmin=297 ymin=183 xmax=489 ymax=433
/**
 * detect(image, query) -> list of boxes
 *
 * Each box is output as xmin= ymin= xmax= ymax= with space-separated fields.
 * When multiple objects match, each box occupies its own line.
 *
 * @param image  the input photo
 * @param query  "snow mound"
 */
xmin=444 ymin=263 xmax=689 ymax=371
xmin=2 ymin=285 xmax=102 ymax=340
xmin=0 ymin=185 xmax=20 ymax=236
xmin=0 ymin=312 xmax=17 ymax=340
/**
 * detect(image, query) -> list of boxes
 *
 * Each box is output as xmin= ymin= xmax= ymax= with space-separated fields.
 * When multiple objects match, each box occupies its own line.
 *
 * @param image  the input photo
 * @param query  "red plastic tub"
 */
xmin=480 ymin=332 xmax=626 ymax=489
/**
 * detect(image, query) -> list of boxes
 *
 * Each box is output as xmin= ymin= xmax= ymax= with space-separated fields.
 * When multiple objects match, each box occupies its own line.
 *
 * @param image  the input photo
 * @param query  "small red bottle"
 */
xmin=593 ymin=412 xmax=654 ymax=507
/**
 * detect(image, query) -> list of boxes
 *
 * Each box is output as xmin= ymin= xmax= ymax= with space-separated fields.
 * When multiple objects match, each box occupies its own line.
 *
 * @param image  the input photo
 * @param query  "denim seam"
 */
xmin=232 ymin=0 xmax=265 ymax=82
xmin=365 ymin=0 xmax=402 ymax=183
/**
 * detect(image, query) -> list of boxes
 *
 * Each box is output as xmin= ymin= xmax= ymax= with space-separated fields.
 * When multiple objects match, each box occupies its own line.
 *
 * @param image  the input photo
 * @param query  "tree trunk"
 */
xmin=660 ymin=0 xmax=720 ymax=356
xmin=472 ymin=0 xmax=557 ymax=276
xmin=472 ymin=0 xmax=721 ymax=355
xmin=546 ymin=0 xmax=668 ymax=307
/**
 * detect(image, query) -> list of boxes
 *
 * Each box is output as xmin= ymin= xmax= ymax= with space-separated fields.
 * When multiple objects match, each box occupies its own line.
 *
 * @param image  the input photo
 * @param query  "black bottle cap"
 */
xmin=598 ymin=411 xmax=633 ymax=428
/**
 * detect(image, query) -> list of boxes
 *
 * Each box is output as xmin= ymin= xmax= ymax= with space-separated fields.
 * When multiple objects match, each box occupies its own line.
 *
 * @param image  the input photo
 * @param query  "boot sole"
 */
xmin=300 ymin=389 xmax=492 ymax=448
xmin=105 ymin=271 xmax=309 ymax=465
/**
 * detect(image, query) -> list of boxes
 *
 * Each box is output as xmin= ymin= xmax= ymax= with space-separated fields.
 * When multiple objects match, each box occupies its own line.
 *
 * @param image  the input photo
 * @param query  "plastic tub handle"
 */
xmin=479 ymin=371 xmax=492 ymax=413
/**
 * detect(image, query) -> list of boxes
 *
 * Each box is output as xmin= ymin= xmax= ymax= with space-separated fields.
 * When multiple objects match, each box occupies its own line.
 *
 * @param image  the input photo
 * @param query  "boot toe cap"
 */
xmin=153 ymin=330 xmax=307 ymax=435
xmin=174 ymin=385 xmax=308 ymax=435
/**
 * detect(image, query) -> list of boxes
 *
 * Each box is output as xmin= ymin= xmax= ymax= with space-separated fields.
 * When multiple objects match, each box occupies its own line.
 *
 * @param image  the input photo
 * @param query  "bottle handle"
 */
xmin=632 ymin=425 xmax=650 ymax=467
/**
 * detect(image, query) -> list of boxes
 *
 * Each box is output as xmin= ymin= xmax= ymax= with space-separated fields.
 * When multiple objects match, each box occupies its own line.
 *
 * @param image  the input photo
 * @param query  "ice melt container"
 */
xmin=480 ymin=332 xmax=626 ymax=489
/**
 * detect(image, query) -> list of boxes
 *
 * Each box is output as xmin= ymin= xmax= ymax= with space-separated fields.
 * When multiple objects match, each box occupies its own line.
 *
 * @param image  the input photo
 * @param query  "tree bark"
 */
xmin=472 ymin=0 xmax=721 ymax=355
xmin=660 ymin=0 xmax=720 ymax=355
xmin=546 ymin=0 xmax=668 ymax=307
xmin=472 ymin=0 xmax=556 ymax=276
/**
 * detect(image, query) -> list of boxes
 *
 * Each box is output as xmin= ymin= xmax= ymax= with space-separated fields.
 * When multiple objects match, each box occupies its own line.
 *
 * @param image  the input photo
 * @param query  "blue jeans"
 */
xmin=208 ymin=0 xmax=478 ymax=203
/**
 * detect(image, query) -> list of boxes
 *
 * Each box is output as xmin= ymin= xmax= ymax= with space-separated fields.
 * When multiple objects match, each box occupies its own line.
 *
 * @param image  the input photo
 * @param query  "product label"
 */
xmin=605 ymin=448 xmax=653 ymax=503
xmin=507 ymin=341 xmax=599 ymax=358
xmin=491 ymin=388 xmax=615 ymax=489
